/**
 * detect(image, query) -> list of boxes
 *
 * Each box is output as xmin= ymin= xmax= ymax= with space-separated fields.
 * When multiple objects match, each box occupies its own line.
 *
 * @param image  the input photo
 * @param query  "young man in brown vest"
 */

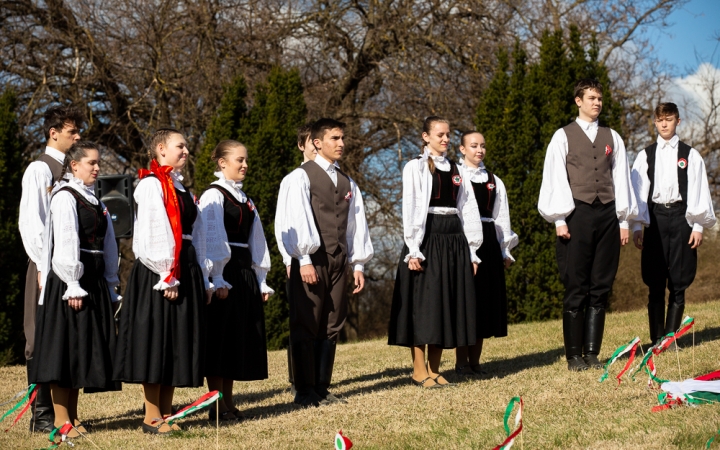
xmin=538 ymin=79 xmax=637 ymax=372
xmin=19 ymin=105 xmax=84 ymax=431
xmin=630 ymin=102 xmax=716 ymax=345
xmin=276 ymin=118 xmax=373 ymax=407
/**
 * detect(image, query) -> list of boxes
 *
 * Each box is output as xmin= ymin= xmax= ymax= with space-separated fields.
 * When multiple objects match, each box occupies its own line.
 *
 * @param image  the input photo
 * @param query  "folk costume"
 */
xmin=630 ymin=134 xmax=716 ymax=343
xmin=29 ymin=175 xmax=120 ymax=392
xmin=459 ymin=159 xmax=518 ymax=339
xmin=114 ymin=161 xmax=210 ymax=388
xmin=200 ymin=172 xmax=273 ymax=381
xmin=538 ymin=118 xmax=637 ymax=369
xmin=18 ymin=146 xmax=65 ymax=431
xmin=388 ymin=148 xmax=483 ymax=349
xmin=276 ymin=155 xmax=373 ymax=405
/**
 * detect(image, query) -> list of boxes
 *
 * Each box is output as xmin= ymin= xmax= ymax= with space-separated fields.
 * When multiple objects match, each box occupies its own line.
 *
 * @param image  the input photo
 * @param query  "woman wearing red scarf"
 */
xmin=114 ymin=128 xmax=212 ymax=435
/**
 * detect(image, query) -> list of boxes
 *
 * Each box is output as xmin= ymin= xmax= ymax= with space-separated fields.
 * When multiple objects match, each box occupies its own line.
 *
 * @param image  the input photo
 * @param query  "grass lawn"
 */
xmin=1 ymin=300 xmax=719 ymax=449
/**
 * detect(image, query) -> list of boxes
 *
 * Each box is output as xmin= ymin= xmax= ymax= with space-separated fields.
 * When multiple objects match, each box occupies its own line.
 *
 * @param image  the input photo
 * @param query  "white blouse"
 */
xmin=199 ymin=173 xmax=274 ymax=295
xmin=538 ymin=118 xmax=638 ymax=228
xmin=132 ymin=172 xmax=210 ymax=291
xmin=19 ymin=146 xmax=65 ymax=265
xmin=630 ymin=135 xmax=717 ymax=233
xmin=275 ymin=155 xmax=374 ymax=272
xmin=459 ymin=160 xmax=519 ymax=261
xmin=402 ymin=148 xmax=483 ymax=264
xmin=38 ymin=176 xmax=120 ymax=303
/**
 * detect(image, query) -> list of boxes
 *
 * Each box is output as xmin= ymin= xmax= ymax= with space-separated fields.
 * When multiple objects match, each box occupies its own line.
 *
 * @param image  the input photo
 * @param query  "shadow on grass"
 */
xmin=477 ymin=347 xmax=565 ymax=379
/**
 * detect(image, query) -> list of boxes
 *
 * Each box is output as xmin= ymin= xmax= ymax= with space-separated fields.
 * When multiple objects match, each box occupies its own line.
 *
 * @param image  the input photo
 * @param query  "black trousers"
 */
xmin=556 ymin=199 xmax=620 ymax=312
xmin=641 ymin=203 xmax=696 ymax=307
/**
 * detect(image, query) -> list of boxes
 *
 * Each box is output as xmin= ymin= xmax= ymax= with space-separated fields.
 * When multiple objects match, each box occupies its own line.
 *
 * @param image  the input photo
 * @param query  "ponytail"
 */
xmin=421 ymin=115 xmax=449 ymax=174
xmin=47 ymin=141 xmax=98 ymax=193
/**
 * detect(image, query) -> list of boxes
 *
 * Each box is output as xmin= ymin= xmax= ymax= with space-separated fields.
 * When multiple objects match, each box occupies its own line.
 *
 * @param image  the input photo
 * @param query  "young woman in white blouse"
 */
xmin=30 ymin=141 xmax=120 ymax=439
xmin=388 ymin=116 xmax=483 ymax=389
xmin=199 ymin=140 xmax=273 ymax=421
xmin=456 ymin=131 xmax=518 ymax=375
xmin=114 ymin=128 xmax=212 ymax=435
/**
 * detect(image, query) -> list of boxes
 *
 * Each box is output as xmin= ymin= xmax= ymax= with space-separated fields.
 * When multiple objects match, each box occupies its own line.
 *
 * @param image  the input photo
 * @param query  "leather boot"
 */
xmin=287 ymin=343 xmax=296 ymax=396
xmin=647 ymin=302 xmax=665 ymax=345
xmin=315 ymin=340 xmax=346 ymax=404
xmin=665 ymin=302 xmax=685 ymax=351
xmin=583 ymin=307 xmax=606 ymax=369
xmin=290 ymin=340 xmax=326 ymax=407
xmin=29 ymin=383 xmax=55 ymax=433
xmin=563 ymin=310 xmax=588 ymax=372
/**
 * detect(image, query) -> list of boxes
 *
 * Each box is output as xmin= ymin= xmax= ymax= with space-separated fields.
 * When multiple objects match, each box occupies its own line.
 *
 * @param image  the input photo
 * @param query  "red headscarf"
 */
xmin=138 ymin=160 xmax=183 ymax=283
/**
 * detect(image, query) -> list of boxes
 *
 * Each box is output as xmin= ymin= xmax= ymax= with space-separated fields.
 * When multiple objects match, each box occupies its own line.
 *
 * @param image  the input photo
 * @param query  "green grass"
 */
xmin=1 ymin=301 xmax=719 ymax=449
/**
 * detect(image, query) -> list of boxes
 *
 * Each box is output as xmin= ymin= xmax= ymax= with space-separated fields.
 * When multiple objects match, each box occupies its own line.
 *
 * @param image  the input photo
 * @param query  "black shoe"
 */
xmin=583 ymin=354 xmax=603 ymax=369
xmin=648 ymin=303 xmax=665 ymax=345
xmin=142 ymin=419 xmax=173 ymax=435
xmin=208 ymin=409 xmax=240 ymax=423
xmin=567 ymin=356 xmax=589 ymax=372
xmin=29 ymin=384 xmax=55 ymax=433
xmin=293 ymin=390 xmax=328 ymax=408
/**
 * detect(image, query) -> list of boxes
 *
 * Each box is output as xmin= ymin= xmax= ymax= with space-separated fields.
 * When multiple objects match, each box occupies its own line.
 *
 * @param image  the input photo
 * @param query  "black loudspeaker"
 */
xmin=95 ymin=175 xmax=134 ymax=239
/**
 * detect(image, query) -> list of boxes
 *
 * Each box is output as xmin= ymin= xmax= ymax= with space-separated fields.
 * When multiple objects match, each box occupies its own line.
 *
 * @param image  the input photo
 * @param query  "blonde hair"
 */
xmin=422 ymin=116 xmax=449 ymax=173
xmin=148 ymin=127 xmax=182 ymax=161
xmin=211 ymin=140 xmax=246 ymax=171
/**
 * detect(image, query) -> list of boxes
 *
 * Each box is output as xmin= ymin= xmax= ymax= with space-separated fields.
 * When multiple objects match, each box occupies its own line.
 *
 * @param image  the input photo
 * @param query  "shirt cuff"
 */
xmin=62 ymin=281 xmax=88 ymax=300
xmin=153 ymin=273 xmax=179 ymax=291
xmin=403 ymin=247 xmax=426 ymax=263
xmin=299 ymin=255 xmax=313 ymax=266
xmin=692 ymin=223 xmax=704 ymax=233
xmin=211 ymin=275 xmax=232 ymax=290
xmin=352 ymin=264 xmax=364 ymax=273
xmin=619 ymin=220 xmax=629 ymax=230
xmin=554 ymin=219 xmax=567 ymax=228
xmin=260 ymin=282 xmax=275 ymax=295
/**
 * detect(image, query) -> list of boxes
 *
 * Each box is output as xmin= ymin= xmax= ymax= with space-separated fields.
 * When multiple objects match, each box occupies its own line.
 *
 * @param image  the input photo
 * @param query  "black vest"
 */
xmin=205 ymin=184 xmax=253 ymax=244
xmin=644 ymin=141 xmax=691 ymax=204
xmin=428 ymin=162 xmax=461 ymax=208
xmin=58 ymin=187 xmax=107 ymax=251
xmin=175 ymin=186 xmax=198 ymax=235
xmin=471 ymin=171 xmax=497 ymax=218
xmin=37 ymin=153 xmax=64 ymax=185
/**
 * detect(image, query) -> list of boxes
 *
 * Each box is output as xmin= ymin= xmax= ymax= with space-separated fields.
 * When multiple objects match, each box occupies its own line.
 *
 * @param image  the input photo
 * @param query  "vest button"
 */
xmin=335 ymin=191 xmax=338 ymax=194
xmin=593 ymin=145 xmax=596 ymax=148
xmin=336 ymin=214 xmax=339 ymax=218
xmin=594 ymin=156 xmax=597 ymax=159
xmin=595 ymin=168 xmax=597 ymax=171
xmin=336 ymin=202 xmax=339 ymax=205
xmin=596 ymin=179 xmax=599 ymax=182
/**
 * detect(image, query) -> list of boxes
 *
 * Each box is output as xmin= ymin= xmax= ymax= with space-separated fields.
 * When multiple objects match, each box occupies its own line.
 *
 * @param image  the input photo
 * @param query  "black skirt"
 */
xmin=205 ymin=246 xmax=268 ymax=381
xmin=29 ymin=252 xmax=117 ymax=391
xmin=475 ymin=221 xmax=508 ymax=339
xmin=113 ymin=241 xmax=207 ymax=387
xmin=388 ymin=214 xmax=477 ymax=349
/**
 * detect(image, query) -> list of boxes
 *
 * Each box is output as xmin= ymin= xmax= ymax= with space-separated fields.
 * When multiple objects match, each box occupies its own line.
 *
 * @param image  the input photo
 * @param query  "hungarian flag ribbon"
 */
xmin=0 ymin=384 xmax=36 ymax=427
xmin=164 ymin=391 xmax=222 ymax=424
xmin=707 ymin=427 xmax=720 ymax=449
xmin=492 ymin=396 xmax=523 ymax=450
xmin=39 ymin=422 xmax=74 ymax=449
xmin=335 ymin=430 xmax=353 ymax=450
xmin=653 ymin=316 xmax=694 ymax=356
xmin=652 ymin=369 xmax=720 ymax=412
xmin=599 ymin=337 xmax=640 ymax=384
xmin=4 ymin=388 xmax=36 ymax=432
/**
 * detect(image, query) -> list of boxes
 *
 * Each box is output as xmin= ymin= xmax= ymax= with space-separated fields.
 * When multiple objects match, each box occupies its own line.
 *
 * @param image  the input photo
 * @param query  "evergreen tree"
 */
xmin=476 ymin=26 xmax=621 ymax=322
xmin=240 ymin=67 xmax=307 ymax=350
xmin=0 ymin=89 xmax=27 ymax=363
xmin=194 ymin=76 xmax=247 ymax=192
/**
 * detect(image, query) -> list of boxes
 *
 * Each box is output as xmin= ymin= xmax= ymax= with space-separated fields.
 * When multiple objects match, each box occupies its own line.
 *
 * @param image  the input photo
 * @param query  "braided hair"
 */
xmin=48 ymin=141 xmax=98 ymax=192
xmin=422 ymin=116 xmax=449 ymax=174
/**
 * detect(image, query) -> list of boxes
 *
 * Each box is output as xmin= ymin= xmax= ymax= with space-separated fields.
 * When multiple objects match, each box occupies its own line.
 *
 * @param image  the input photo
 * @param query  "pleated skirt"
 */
xmin=30 ymin=252 xmax=117 ymax=391
xmin=114 ymin=241 xmax=206 ymax=387
xmin=388 ymin=214 xmax=477 ymax=349
xmin=475 ymin=221 xmax=508 ymax=339
xmin=205 ymin=246 xmax=268 ymax=381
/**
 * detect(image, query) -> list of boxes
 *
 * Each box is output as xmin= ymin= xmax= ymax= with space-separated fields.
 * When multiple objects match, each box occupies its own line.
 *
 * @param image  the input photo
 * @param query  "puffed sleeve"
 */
xmin=49 ymin=191 xmax=88 ymax=300
xmin=685 ymin=149 xmax=717 ymax=232
xmin=491 ymin=177 xmax=519 ymax=261
xmin=199 ymin=188 xmax=230 ymax=290
xmin=19 ymin=161 xmax=53 ymax=265
xmin=132 ymin=177 xmax=179 ymax=290
xmin=629 ymin=150 xmax=651 ymax=232
xmin=402 ymin=159 xmax=430 ymax=262
xmin=538 ymin=129 xmax=576 ymax=227
xmin=275 ymin=177 xmax=294 ymax=267
xmin=345 ymin=177 xmax=374 ymax=272
xmin=100 ymin=202 xmax=121 ymax=302
xmin=191 ymin=194 xmax=211 ymax=291
xmin=456 ymin=173 xmax=483 ymax=264
xmin=609 ymin=130 xmax=638 ymax=228
xmin=248 ymin=199 xmax=274 ymax=295
xmin=276 ymin=169 xmax=321 ymax=266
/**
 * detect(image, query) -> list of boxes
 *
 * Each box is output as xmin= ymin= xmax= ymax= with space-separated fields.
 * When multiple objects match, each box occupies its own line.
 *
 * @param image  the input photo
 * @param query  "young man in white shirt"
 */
xmin=538 ymin=79 xmax=637 ymax=372
xmin=19 ymin=105 xmax=84 ymax=431
xmin=630 ymin=102 xmax=716 ymax=345
xmin=276 ymin=118 xmax=373 ymax=406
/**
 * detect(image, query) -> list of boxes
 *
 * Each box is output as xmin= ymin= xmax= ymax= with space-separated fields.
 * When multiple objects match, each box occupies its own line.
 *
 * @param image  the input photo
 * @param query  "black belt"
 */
xmin=652 ymin=202 xmax=685 ymax=209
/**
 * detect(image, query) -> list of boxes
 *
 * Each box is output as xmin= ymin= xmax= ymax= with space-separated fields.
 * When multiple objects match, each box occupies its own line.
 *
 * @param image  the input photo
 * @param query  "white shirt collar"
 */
xmin=459 ymin=158 xmax=485 ymax=173
xmin=53 ymin=174 xmax=99 ymax=205
xmin=214 ymin=171 xmax=244 ymax=191
xmin=422 ymin=146 xmax=447 ymax=163
xmin=314 ymin=154 xmax=340 ymax=172
xmin=575 ymin=117 xmax=599 ymax=131
xmin=657 ymin=134 xmax=679 ymax=149
xmin=45 ymin=146 xmax=66 ymax=164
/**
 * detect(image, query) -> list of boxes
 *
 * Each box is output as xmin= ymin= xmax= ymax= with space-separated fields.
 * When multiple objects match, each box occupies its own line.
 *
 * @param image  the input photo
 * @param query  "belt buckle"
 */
xmin=663 ymin=203 xmax=671 ymax=208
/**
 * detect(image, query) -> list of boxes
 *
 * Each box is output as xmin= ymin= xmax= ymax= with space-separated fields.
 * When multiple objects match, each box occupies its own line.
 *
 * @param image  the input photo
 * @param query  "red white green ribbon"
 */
xmin=39 ymin=423 xmax=74 ymax=449
xmin=654 ymin=316 xmax=694 ymax=355
xmin=707 ymin=427 xmax=720 ymax=448
xmin=335 ymin=430 xmax=353 ymax=450
xmin=164 ymin=391 xmax=222 ymax=424
xmin=1 ymin=384 xmax=37 ymax=432
xmin=599 ymin=337 xmax=640 ymax=384
xmin=652 ymin=370 xmax=720 ymax=412
xmin=493 ymin=396 xmax=523 ymax=450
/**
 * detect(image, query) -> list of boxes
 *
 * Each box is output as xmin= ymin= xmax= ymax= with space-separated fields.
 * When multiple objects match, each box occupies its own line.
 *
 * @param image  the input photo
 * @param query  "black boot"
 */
xmin=29 ymin=383 xmax=55 ymax=433
xmin=583 ymin=307 xmax=606 ymax=369
xmin=665 ymin=302 xmax=685 ymax=351
xmin=315 ymin=340 xmax=346 ymax=404
xmin=563 ymin=310 xmax=588 ymax=372
xmin=287 ymin=343 xmax=296 ymax=396
xmin=290 ymin=339 xmax=326 ymax=407
xmin=647 ymin=302 xmax=665 ymax=345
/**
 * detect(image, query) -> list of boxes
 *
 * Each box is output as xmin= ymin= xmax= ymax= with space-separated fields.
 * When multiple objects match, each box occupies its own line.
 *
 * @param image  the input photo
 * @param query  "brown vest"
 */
xmin=36 ymin=153 xmax=64 ymax=185
xmin=300 ymin=160 xmax=351 ymax=255
xmin=563 ymin=121 xmax=615 ymax=204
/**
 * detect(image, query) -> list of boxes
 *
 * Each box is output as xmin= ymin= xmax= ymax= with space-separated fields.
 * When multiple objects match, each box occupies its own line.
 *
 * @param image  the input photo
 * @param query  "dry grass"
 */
xmin=1 ymin=301 xmax=720 ymax=449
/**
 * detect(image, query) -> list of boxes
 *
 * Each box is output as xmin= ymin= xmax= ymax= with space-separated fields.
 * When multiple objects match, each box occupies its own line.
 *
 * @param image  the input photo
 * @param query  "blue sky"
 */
xmin=646 ymin=0 xmax=720 ymax=74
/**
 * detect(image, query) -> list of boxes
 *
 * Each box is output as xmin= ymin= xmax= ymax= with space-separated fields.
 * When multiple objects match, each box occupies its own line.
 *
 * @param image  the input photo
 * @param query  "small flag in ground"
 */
xmin=335 ymin=430 xmax=353 ymax=450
